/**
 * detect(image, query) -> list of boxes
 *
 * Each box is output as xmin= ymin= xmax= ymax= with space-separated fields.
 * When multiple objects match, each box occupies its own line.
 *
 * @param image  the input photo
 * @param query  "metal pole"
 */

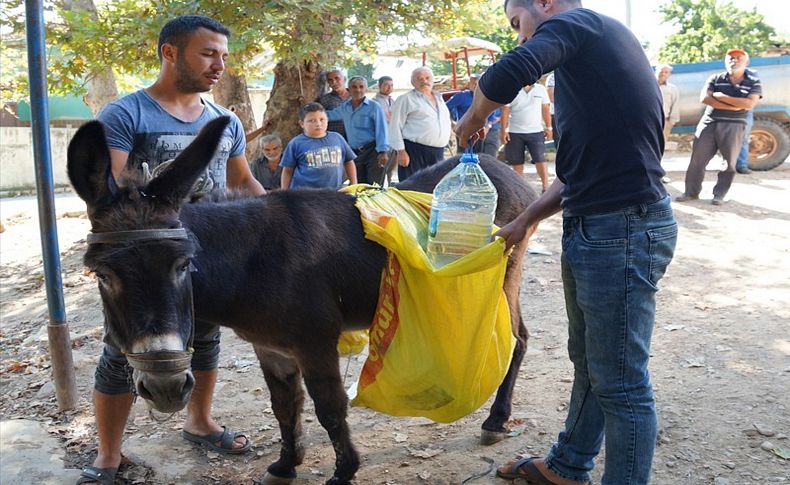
xmin=451 ymin=53 xmax=458 ymax=90
xmin=25 ymin=0 xmax=78 ymax=411
xmin=462 ymin=47 xmax=471 ymax=79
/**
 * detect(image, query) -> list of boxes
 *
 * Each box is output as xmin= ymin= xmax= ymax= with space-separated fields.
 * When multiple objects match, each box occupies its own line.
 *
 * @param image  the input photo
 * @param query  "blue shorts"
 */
xmin=504 ymin=132 xmax=546 ymax=165
xmin=94 ymin=318 xmax=221 ymax=395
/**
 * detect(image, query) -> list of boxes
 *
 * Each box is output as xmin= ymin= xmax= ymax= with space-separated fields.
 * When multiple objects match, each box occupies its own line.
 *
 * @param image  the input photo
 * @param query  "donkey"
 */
xmin=67 ymin=117 xmax=538 ymax=484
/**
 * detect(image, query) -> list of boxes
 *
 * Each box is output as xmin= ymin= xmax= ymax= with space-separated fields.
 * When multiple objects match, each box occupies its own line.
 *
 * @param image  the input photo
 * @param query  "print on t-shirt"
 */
xmin=305 ymin=146 xmax=343 ymax=168
xmin=130 ymin=132 xmax=233 ymax=189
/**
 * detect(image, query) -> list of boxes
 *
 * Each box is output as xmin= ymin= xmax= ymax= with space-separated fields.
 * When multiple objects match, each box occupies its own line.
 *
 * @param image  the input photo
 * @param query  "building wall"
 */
xmin=0 ymin=126 xmax=79 ymax=191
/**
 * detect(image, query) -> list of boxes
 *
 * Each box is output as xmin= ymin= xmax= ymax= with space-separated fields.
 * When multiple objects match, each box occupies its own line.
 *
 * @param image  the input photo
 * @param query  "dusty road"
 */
xmin=1 ymin=159 xmax=788 ymax=484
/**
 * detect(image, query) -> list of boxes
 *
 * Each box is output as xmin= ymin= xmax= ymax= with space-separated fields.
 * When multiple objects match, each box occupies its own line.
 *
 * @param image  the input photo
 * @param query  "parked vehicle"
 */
xmin=670 ymin=55 xmax=790 ymax=171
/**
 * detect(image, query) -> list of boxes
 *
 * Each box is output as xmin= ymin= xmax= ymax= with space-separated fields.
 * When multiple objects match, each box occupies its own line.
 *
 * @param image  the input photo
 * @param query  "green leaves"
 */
xmin=658 ymin=0 xmax=777 ymax=63
xmin=3 ymin=0 xmax=507 ymax=104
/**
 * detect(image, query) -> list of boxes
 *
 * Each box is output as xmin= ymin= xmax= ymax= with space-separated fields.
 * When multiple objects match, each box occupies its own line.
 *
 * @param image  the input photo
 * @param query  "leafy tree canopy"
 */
xmin=657 ymin=0 xmax=777 ymax=63
xmin=420 ymin=0 xmax=515 ymax=78
xmin=3 ymin=0 xmax=497 ymax=101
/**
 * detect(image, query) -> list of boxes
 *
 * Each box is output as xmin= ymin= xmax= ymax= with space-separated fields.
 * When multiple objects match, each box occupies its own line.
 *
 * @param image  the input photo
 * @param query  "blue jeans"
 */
xmin=95 ymin=318 xmax=221 ymax=394
xmin=545 ymin=196 xmax=677 ymax=484
xmin=736 ymin=110 xmax=753 ymax=171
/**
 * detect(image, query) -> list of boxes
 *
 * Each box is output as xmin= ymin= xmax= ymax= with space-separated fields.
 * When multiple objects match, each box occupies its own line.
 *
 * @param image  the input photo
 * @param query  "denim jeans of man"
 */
xmin=736 ymin=110 xmax=754 ymax=171
xmin=544 ymin=196 xmax=678 ymax=485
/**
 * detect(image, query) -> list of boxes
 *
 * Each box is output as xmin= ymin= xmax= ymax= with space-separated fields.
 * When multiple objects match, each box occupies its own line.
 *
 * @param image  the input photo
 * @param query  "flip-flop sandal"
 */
xmin=76 ymin=466 xmax=117 ymax=485
xmin=181 ymin=426 xmax=252 ymax=454
xmin=496 ymin=457 xmax=556 ymax=483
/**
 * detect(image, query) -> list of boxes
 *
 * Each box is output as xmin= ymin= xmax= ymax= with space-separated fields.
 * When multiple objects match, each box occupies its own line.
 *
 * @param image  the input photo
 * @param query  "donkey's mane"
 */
xmin=119 ymin=166 xmax=256 ymax=207
xmin=193 ymin=189 xmax=254 ymax=204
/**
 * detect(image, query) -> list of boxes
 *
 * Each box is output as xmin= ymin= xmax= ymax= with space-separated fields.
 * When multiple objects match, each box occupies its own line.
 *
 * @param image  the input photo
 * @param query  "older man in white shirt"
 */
xmin=656 ymin=64 xmax=680 ymax=144
xmin=389 ymin=66 xmax=452 ymax=180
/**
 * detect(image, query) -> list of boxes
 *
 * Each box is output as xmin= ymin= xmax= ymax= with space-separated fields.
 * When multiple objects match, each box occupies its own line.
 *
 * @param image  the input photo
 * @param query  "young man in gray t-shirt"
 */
xmin=79 ymin=15 xmax=263 ymax=485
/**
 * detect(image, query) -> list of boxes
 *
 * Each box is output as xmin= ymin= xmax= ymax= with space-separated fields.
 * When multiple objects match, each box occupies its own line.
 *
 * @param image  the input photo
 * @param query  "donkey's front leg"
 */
xmin=299 ymin=346 xmax=359 ymax=485
xmin=254 ymin=345 xmax=306 ymax=482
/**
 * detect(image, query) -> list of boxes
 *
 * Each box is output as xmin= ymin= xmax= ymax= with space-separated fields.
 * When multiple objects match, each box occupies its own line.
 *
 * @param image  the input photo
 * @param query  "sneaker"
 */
xmin=736 ymin=167 xmax=752 ymax=174
xmin=711 ymin=195 xmax=725 ymax=206
xmin=675 ymin=193 xmax=699 ymax=202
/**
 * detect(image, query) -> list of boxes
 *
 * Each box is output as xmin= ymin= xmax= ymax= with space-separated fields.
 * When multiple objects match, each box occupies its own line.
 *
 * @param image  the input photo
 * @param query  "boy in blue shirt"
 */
xmin=281 ymin=102 xmax=358 ymax=189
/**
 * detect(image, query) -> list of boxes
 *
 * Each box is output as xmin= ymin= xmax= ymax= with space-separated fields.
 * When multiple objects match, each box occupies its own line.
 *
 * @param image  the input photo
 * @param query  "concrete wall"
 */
xmin=0 ymin=89 xmax=273 ymax=194
xmin=1 ymin=126 xmax=79 ymax=192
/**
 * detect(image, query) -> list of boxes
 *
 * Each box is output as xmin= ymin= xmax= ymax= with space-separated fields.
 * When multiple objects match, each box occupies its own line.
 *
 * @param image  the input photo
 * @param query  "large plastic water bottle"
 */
xmin=426 ymin=151 xmax=498 ymax=268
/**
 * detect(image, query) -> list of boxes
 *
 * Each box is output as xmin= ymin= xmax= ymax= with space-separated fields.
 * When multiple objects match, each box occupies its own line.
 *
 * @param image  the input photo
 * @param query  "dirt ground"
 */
xmin=1 ymin=159 xmax=788 ymax=484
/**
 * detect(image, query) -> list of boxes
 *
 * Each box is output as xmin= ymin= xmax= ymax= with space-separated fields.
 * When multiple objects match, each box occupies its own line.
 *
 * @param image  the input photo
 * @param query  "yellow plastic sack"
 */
xmin=343 ymin=185 xmax=514 ymax=423
xmin=337 ymin=330 xmax=369 ymax=356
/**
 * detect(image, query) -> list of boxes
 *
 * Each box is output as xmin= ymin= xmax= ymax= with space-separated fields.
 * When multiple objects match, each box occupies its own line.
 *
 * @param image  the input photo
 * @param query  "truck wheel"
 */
xmin=748 ymin=118 xmax=790 ymax=171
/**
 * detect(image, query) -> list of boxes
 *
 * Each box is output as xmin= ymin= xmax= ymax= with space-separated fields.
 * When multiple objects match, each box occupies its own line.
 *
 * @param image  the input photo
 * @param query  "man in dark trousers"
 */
xmin=456 ymin=1 xmax=677 ymax=484
xmin=327 ymin=76 xmax=390 ymax=184
xmin=388 ymin=67 xmax=451 ymax=181
xmin=676 ymin=48 xmax=762 ymax=205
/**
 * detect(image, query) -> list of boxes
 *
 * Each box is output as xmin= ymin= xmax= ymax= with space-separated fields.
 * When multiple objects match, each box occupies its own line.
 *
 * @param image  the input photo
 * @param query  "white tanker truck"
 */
xmin=670 ymin=54 xmax=790 ymax=171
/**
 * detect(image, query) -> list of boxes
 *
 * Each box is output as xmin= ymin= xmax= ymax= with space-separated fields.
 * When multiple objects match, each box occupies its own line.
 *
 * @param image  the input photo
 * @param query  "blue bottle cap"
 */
xmin=460 ymin=149 xmax=479 ymax=164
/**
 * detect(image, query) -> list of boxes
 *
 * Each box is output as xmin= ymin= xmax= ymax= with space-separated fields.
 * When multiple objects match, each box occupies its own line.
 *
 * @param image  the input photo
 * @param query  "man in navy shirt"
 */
xmin=456 ymin=1 xmax=677 ymax=484
xmin=327 ymin=76 xmax=390 ymax=184
xmin=677 ymin=48 xmax=762 ymax=205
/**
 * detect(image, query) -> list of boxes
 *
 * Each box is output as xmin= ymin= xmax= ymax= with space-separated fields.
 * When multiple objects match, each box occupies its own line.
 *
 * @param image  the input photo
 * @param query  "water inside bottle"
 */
xmin=427 ymin=151 xmax=498 ymax=268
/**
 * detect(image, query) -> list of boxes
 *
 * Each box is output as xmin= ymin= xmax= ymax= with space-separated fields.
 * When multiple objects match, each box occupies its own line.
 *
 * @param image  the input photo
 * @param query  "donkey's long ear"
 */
xmin=144 ymin=116 xmax=231 ymax=205
xmin=67 ymin=121 xmax=119 ymax=207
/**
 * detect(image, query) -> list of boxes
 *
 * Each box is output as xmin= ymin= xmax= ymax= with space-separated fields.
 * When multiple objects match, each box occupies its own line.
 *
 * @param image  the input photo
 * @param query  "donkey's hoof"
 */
xmin=325 ymin=476 xmax=351 ymax=485
xmin=480 ymin=429 xmax=506 ymax=446
xmin=261 ymin=471 xmax=296 ymax=484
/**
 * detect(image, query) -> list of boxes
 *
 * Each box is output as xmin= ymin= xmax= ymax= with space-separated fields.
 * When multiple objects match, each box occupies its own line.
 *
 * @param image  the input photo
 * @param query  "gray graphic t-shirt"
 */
xmin=97 ymin=90 xmax=245 ymax=190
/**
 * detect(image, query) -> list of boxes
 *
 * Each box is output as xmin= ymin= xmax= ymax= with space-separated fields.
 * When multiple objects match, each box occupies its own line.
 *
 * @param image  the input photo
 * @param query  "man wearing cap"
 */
xmin=677 ymin=48 xmax=762 ymax=205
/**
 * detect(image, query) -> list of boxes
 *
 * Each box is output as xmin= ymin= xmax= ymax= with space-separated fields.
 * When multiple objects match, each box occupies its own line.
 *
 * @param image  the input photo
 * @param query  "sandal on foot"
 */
xmin=496 ymin=457 xmax=556 ymax=483
xmin=76 ymin=466 xmax=117 ymax=485
xmin=181 ymin=426 xmax=251 ymax=454
xmin=496 ymin=457 xmax=590 ymax=484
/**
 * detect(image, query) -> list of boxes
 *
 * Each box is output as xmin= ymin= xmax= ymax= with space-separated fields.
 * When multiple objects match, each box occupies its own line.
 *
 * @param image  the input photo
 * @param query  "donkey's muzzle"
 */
xmin=128 ymin=350 xmax=194 ymax=413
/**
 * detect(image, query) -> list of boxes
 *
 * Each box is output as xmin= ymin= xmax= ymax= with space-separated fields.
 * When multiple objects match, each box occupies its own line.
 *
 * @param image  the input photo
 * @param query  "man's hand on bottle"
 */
xmin=454 ymin=112 xmax=487 ymax=148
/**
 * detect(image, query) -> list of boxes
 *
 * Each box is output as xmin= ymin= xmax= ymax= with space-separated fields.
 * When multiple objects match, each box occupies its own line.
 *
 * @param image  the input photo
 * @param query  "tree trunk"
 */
xmin=61 ymin=0 xmax=118 ymax=114
xmin=264 ymin=60 xmax=324 ymax=144
xmin=83 ymin=69 xmax=118 ymax=115
xmin=213 ymin=69 xmax=259 ymax=160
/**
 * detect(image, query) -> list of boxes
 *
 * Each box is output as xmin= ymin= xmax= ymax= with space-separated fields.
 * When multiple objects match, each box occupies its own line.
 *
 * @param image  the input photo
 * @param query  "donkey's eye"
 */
xmin=177 ymin=260 xmax=191 ymax=273
xmin=94 ymin=272 xmax=109 ymax=283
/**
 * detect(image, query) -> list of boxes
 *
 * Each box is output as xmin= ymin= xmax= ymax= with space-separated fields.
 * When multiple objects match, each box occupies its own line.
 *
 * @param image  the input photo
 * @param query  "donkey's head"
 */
xmin=67 ymin=116 xmax=230 ymax=412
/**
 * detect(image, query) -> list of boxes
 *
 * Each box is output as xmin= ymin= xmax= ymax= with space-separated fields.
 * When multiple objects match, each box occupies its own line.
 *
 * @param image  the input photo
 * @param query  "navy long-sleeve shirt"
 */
xmin=479 ymin=8 xmax=667 ymax=216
